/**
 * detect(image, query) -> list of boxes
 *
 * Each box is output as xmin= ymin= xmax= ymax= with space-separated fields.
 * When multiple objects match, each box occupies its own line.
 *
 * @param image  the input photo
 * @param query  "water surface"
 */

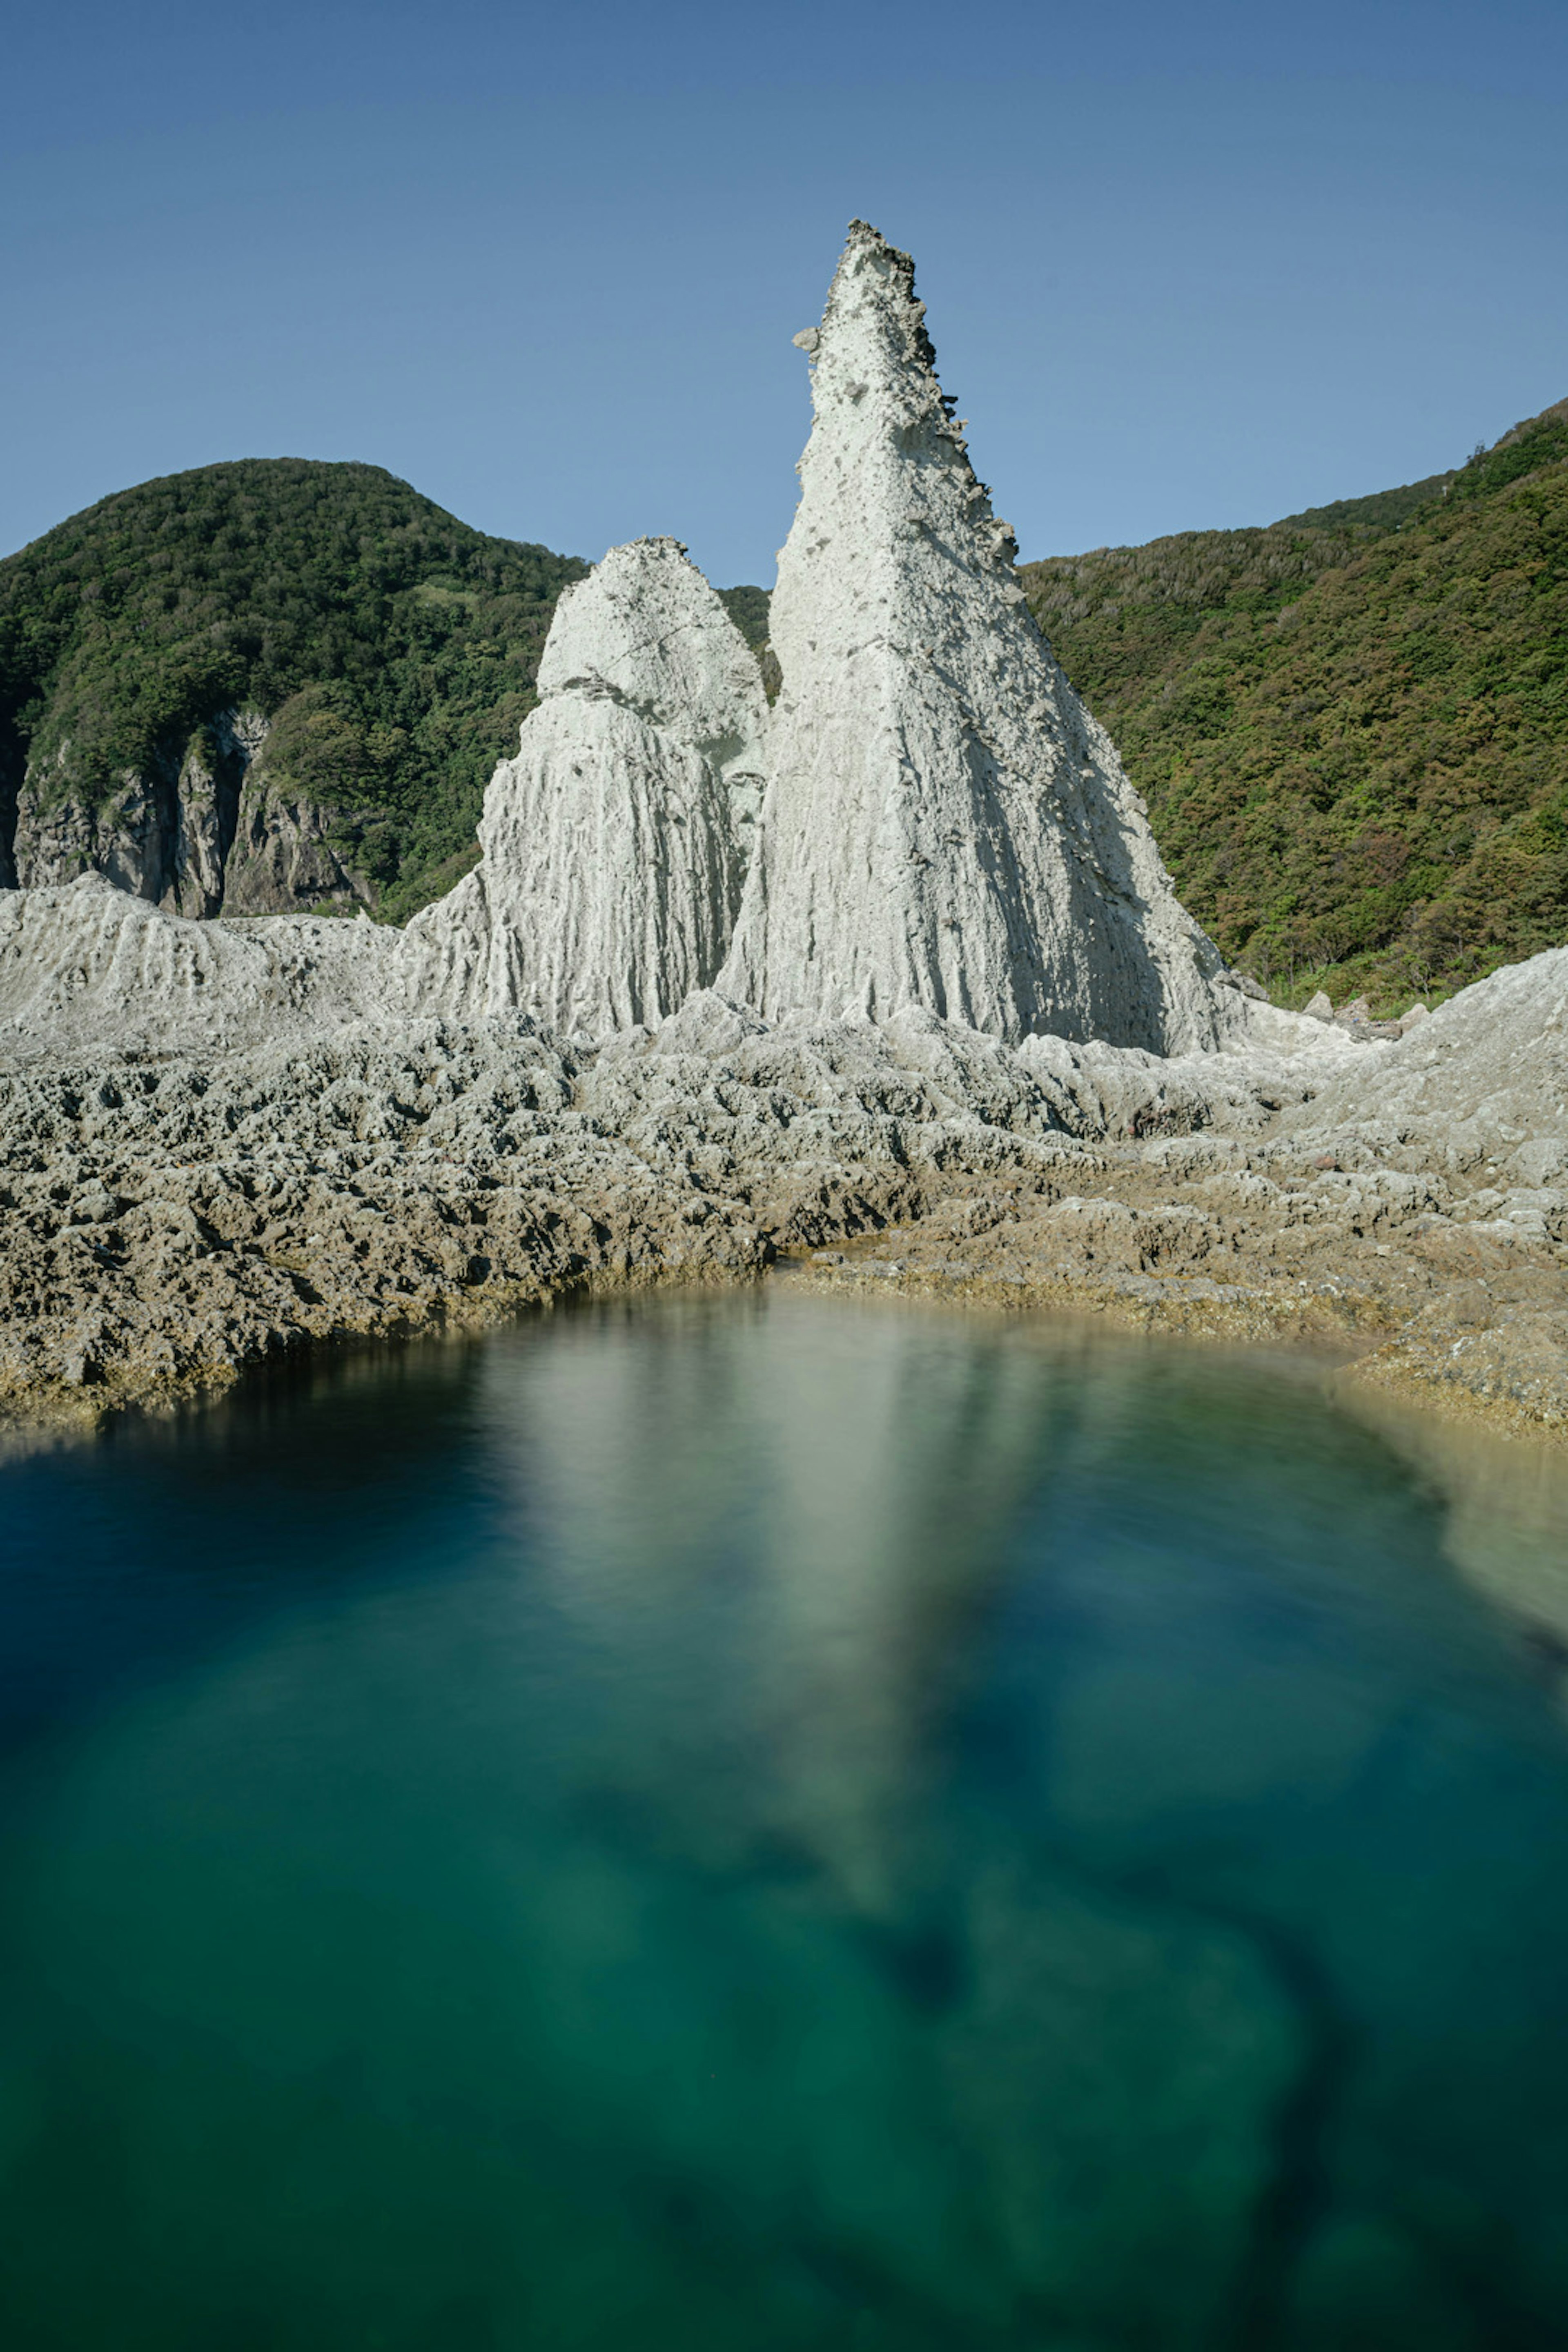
xmin=3 ymin=1292 xmax=1568 ymax=2350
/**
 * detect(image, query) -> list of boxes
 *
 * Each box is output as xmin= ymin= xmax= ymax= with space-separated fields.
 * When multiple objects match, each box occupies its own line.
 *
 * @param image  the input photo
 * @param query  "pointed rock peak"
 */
xmin=538 ymin=536 xmax=762 ymax=754
xmin=797 ymin=219 xmax=999 ymax=524
xmin=811 ymin=218 xmax=939 ymax=387
xmin=719 ymin=226 xmax=1230 ymax=1053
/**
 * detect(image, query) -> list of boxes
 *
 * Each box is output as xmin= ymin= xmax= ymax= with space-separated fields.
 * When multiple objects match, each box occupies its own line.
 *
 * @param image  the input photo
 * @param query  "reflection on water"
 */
xmin=2 ymin=1292 xmax=1568 ymax=2349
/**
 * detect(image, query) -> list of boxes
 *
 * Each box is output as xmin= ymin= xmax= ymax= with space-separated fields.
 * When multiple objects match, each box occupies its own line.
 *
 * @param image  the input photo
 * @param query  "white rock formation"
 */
xmin=405 ymin=538 xmax=767 ymax=1037
xmin=718 ymin=221 xmax=1234 ymax=1054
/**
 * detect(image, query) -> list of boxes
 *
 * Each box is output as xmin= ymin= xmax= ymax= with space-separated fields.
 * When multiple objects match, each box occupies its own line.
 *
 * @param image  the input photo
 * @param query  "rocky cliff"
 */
xmin=717 ymin=223 xmax=1232 ymax=1053
xmin=6 ymin=708 xmax=373 ymax=920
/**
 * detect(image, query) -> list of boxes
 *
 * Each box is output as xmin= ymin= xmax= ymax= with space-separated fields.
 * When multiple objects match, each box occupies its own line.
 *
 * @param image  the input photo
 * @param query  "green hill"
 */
xmin=1023 ymin=399 xmax=1568 ymax=1012
xmin=0 ymin=460 xmax=586 ymax=920
xmin=6 ymin=413 xmax=1566 ymax=1002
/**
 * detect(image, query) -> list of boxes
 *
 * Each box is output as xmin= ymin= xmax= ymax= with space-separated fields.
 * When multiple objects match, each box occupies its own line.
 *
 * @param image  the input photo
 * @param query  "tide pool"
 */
xmin=2 ymin=1291 xmax=1567 ymax=2349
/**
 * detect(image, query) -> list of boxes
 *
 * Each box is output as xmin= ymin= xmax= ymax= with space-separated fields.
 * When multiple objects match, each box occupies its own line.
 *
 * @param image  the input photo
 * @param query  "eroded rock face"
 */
xmin=1294 ymin=945 xmax=1568 ymax=1175
xmin=405 ymin=538 xmax=768 ymax=1035
xmin=12 ymin=710 xmax=272 ymax=919
xmin=718 ymin=222 xmax=1232 ymax=1054
xmin=221 ymin=764 xmax=372 ymax=917
xmin=13 ymin=768 xmax=174 ymax=904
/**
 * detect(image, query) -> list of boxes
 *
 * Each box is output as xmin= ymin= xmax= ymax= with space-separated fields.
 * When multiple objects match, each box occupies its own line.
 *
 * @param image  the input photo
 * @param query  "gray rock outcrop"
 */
xmin=1291 ymin=944 xmax=1568 ymax=1176
xmin=0 ymin=872 xmax=406 ymax=1060
xmin=11 ymin=709 xmax=272 ymax=918
xmin=405 ymin=538 xmax=767 ymax=1035
xmin=717 ymin=222 xmax=1232 ymax=1053
xmin=11 ymin=708 xmax=384 ymax=922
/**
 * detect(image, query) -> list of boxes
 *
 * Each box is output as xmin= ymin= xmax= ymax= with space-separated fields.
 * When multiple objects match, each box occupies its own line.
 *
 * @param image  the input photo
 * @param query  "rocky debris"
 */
xmin=0 ymin=949 xmax=1564 ymax=1436
xmin=0 ymin=1011 xmax=1036 ymax=1419
xmin=718 ymin=222 xmax=1234 ymax=1054
xmin=1299 ymin=990 xmax=1429 ymax=1039
xmin=1287 ymin=946 xmax=1568 ymax=1176
xmin=404 ymin=539 xmax=768 ymax=1035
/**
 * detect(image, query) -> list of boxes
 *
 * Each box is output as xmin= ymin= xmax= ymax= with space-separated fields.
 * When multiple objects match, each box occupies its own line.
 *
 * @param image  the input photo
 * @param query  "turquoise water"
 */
xmin=3 ymin=1291 xmax=1568 ymax=2349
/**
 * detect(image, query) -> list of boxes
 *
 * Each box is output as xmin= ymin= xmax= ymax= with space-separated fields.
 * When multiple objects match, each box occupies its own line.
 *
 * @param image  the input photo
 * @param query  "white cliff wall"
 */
xmin=407 ymin=538 xmax=768 ymax=1037
xmin=719 ymin=222 xmax=1232 ymax=1054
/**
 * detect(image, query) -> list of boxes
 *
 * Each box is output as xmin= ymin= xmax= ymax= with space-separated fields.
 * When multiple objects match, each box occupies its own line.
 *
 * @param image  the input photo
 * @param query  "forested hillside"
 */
xmin=5 ymin=406 xmax=1565 ymax=1001
xmin=1024 ymin=401 xmax=1568 ymax=1011
xmin=0 ymin=461 xmax=585 ymax=919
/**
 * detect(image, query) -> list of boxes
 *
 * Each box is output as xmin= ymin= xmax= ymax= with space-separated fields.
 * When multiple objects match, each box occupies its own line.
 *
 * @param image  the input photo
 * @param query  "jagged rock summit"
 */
xmin=0 ymin=224 xmax=1265 ymax=1065
xmin=719 ymin=220 xmax=1233 ymax=1053
xmin=405 ymin=537 xmax=767 ymax=1036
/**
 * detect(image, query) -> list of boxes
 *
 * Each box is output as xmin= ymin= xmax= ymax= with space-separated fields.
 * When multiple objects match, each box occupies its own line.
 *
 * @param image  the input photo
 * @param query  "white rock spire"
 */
xmin=405 ymin=537 xmax=767 ymax=1036
xmin=718 ymin=220 xmax=1232 ymax=1051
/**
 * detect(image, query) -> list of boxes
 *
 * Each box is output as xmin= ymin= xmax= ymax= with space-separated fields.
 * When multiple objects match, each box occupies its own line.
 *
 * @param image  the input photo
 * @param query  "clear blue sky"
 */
xmin=4 ymin=0 xmax=1566 ymax=586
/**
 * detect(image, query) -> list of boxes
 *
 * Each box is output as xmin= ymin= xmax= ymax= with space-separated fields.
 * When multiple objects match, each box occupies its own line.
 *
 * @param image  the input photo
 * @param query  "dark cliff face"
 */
xmin=0 ymin=714 xmax=20 ymax=891
xmin=7 ymin=710 xmax=376 ymax=920
xmin=0 ymin=458 xmax=586 ymax=921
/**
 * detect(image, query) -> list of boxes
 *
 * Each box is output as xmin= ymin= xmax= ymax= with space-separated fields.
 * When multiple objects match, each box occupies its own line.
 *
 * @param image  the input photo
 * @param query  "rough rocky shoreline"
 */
xmin=3 ymin=220 xmax=1561 ymax=1440
xmin=4 ymin=954 xmax=1564 ymax=1440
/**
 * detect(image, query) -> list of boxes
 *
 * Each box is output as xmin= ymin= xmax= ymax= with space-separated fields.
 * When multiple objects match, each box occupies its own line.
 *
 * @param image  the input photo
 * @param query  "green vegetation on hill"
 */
xmin=717 ymin=584 xmax=771 ymax=650
xmin=5 ymin=408 xmax=1565 ymax=1002
xmin=1024 ymin=400 xmax=1568 ymax=1013
xmin=0 ymin=460 xmax=586 ymax=919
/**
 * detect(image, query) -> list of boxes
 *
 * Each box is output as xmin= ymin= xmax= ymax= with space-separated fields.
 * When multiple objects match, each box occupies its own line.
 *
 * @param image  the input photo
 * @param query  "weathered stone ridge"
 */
xmin=0 ymin=873 xmax=407 ymax=1060
xmin=718 ymin=221 xmax=1230 ymax=1053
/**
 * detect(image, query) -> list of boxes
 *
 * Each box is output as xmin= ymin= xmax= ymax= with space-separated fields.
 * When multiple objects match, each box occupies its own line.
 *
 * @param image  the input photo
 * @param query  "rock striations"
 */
xmin=405 ymin=539 xmax=766 ymax=1036
xmin=0 ymin=222 xmax=1564 ymax=1434
xmin=718 ymin=221 xmax=1231 ymax=1052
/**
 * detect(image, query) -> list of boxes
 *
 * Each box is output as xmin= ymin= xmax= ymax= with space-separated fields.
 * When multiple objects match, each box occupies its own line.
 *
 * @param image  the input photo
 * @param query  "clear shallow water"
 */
xmin=3 ymin=1295 xmax=1568 ymax=2350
